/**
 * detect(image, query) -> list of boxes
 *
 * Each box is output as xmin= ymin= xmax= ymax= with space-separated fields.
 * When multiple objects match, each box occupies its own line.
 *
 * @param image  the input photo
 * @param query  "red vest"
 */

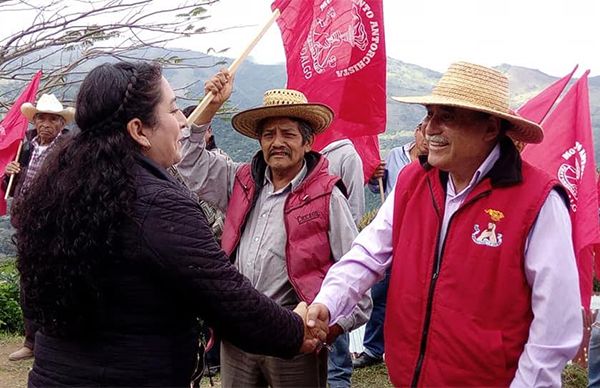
xmin=221 ymin=152 xmax=341 ymax=303
xmin=385 ymin=148 xmax=563 ymax=386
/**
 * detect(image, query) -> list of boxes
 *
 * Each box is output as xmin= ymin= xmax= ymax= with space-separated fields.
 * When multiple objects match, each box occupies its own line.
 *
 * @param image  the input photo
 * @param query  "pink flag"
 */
xmin=522 ymin=71 xmax=600 ymax=307
xmin=272 ymin=0 xmax=386 ymax=164
xmin=0 ymin=70 xmax=42 ymax=214
xmin=517 ymin=65 xmax=578 ymax=124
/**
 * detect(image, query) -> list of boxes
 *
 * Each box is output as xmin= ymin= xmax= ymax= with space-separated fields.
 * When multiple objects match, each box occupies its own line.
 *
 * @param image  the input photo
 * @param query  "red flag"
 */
xmin=272 ymin=0 xmax=386 ymax=158
xmin=0 ymin=70 xmax=42 ymax=214
xmin=351 ymin=135 xmax=380 ymax=182
xmin=517 ymin=65 xmax=578 ymax=124
xmin=522 ymin=71 xmax=600 ymax=308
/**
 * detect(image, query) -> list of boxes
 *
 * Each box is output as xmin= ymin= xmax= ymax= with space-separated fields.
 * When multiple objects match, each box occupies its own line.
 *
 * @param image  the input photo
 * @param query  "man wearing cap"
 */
xmin=4 ymin=93 xmax=74 ymax=361
xmin=307 ymin=62 xmax=582 ymax=386
xmin=178 ymin=70 xmax=371 ymax=387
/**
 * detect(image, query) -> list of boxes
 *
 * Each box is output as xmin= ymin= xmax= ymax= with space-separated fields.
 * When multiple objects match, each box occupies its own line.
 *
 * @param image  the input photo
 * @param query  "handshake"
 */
xmin=293 ymin=302 xmax=343 ymax=353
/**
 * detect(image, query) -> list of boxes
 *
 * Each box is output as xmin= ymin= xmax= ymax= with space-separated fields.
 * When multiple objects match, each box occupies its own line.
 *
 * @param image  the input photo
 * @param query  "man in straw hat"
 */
xmin=178 ymin=69 xmax=371 ymax=387
xmin=307 ymin=61 xmax=582 ymax=386
xmin=3 ymin=93 xmax=74 ymax=361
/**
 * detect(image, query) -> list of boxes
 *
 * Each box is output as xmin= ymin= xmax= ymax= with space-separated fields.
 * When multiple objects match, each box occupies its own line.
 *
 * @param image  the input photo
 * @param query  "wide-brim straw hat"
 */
xmin=392 ymin=62 xmax=543 ymax=144
xmin=21 ymin=93 xmax=75 ymax=124
xmin=232 ymin=89 xmax=334 ymax=139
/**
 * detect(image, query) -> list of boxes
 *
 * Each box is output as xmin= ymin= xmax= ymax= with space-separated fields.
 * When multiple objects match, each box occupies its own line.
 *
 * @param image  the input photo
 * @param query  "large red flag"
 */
xmin=272 ymin=0 xmax=386 ymax=176
xmin=522 ymin=71 xmax=600 ymax=308
xmin=517 ymin=65 xmax=578 ymax=124
xmin=0 ymin=70 xmax=42 ymax=215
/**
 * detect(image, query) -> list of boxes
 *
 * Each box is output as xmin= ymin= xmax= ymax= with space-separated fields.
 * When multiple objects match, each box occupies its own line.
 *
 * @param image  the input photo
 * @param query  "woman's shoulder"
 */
xmin=133 ymin=160 xmax=199 ymax=215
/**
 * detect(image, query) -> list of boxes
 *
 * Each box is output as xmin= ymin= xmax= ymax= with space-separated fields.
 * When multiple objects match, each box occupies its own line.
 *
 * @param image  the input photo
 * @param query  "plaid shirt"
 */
xmin=21 ymin=134 xmax=61 ymax=193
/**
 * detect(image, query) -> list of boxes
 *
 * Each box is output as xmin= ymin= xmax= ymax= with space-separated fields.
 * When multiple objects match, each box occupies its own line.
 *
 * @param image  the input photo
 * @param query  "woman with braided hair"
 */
xmin=13 ymin=61 xmax=326 ymax=387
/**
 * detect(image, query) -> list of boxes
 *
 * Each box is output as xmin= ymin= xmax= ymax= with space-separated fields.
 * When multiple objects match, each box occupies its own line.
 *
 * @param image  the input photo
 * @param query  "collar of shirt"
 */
xmin=31 ymin=132 xmax=62 ymax=149
xmin=264 ymin=160 xmax=308 ymax=195
xmin=447 ymin=143 xmax=501 ymax=199
xmin=402 ymin=141 xmax=415 ymax=161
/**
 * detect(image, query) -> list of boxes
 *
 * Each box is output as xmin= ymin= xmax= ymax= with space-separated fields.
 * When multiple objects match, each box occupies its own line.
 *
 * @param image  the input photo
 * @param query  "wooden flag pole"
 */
xmin=4 ymin=140 xmax=23 ymax=200
xmin=377 ymin=177 xmax=385 ymax=204
xmin=187 ymin=8 xmax=282 ymax=126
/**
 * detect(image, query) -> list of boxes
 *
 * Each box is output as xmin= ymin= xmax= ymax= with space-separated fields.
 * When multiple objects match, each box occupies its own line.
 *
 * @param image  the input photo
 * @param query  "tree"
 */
xmin=0 ymin=0 xmax=229 ymax=111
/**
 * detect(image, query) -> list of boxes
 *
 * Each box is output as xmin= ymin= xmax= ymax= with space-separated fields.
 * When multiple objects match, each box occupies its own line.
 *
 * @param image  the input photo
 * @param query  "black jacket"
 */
xmin=28 ymin=156 xmax=304 ymax=387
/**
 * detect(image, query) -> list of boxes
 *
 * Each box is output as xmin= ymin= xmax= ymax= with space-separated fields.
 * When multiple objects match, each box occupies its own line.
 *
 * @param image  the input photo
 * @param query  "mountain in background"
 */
xmin=0 ymin=49 xmax=598 ymax=254
xmin=200 ymin=57 xmax=600 ymax=165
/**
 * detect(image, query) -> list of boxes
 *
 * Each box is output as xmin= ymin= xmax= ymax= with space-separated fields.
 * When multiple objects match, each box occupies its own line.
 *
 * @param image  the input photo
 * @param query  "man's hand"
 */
xmin=5 ymin=161 xmax=20 ymax=175
xmin=325 ymin=323 xmax=344 ymax=345
xmin=370 ymin=160 xmax=386 ymax=180
xmin=293 ymin=301 xmax=321 ymax=353
xmin=306 ymin=303 xmax=331 ymax=343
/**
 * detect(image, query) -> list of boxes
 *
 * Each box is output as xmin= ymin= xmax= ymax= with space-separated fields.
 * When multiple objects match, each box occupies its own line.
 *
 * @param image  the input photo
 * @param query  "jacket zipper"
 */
xmin=410 ymin=180 xmax=489 ymax=387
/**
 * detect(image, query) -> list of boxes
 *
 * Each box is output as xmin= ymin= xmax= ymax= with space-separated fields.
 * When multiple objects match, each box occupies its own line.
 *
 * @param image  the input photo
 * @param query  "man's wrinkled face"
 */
xmin=34 ymin=113 xmax=65 ymax=145
xmin=258 ymin=117 xmax=312 ymax=176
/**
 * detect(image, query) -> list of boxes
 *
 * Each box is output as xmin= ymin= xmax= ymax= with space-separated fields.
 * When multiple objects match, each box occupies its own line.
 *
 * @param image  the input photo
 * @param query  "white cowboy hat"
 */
xmin=392 ymin=62 xmax=543 ymax=144
xmin=21 ymin=93 xmax=75 ymax=124
xmin=232 ymin=89 xmax=334 ymax=139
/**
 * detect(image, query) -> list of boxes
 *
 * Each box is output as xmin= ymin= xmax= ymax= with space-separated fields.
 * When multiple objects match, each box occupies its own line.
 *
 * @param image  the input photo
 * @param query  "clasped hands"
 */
xmin=293 ymin=302 xmax=342 ymax=354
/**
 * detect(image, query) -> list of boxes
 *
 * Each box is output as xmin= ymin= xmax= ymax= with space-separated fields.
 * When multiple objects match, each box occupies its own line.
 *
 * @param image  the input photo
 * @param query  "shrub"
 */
xmin=562 ymin=362 xmax=588 ymax=388
xmin=0 ymin=260 xmax=23 ymax=334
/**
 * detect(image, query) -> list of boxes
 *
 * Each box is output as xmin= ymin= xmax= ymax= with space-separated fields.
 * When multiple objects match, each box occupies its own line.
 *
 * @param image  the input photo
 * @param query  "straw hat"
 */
xmin=232 ymin=89 xmax=334 ymax=139
xmin=21 ymin=93 xmax=75 ymax=124
xmin=392 ymin=62 xmax=543 ymax=144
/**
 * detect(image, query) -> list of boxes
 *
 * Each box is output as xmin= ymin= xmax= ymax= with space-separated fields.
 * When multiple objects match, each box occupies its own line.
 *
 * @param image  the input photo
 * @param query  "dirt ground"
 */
xmin=0 ymin=335 xmax=392 ymax=388
xmin=0 ymin=336 xmax=31 ymax=388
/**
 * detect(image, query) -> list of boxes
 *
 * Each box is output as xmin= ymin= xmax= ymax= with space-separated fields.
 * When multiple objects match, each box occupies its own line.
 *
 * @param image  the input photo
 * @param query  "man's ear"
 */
xmin=304 ymin=134 xmax=314 ymax=151
xmin=483 ymin=116 xmax=502 ymax=142
xmin=126 ymin=118 xmax=151 ymax=149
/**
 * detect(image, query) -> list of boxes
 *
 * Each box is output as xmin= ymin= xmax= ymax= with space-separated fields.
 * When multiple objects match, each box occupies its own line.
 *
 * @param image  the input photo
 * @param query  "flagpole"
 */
xmin=539 ymin=64 xmax=578 ymax=125
xmin=187 ymin=8 xmax=282 ymax=126
xmin=4 ymin=140 xmax=23 ymax=200
xmin=377 ymin=177 xmax=385 ymax=204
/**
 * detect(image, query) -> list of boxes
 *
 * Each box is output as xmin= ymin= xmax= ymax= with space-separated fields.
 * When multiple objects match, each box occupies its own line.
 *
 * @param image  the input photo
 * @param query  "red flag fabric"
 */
xmin=517 ymin=65 xmax=578 ymax=124
xmin=0 ymin=70 xmax=42 ymax=215
xmin=522 ymin=71 xmax=600 ymax=308
xmin=350 ymin=135 xmax=380 ymax=182
xmin=272 ymin=0 xmax=386 ymax=155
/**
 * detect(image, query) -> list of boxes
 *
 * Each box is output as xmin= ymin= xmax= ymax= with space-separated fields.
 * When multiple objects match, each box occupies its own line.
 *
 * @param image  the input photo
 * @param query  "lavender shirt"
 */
xmin=313 ymin=144 xmax=582 ymax=387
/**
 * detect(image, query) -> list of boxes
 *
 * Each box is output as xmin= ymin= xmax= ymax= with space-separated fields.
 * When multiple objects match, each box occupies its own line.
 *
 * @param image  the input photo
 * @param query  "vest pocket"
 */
xmin=423 ymin=303 xmax=509 ymax=385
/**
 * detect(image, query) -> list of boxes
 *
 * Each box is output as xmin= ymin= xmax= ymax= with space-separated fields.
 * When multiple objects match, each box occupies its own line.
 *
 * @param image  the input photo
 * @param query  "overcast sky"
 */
xmin=1 ymin=0 xmax=598 ymax=77
xmin=184 ymin=0 xmax=599 ymax=77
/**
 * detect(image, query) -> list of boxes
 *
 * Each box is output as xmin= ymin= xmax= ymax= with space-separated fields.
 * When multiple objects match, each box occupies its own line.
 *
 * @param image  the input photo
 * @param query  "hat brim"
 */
xmin=392 ymin=95 xmax=543 ymax=144
xmin=231 ymin=103 xmax=334 ymax=139
xmin=21 ymin=103 xmax=75 ymax=124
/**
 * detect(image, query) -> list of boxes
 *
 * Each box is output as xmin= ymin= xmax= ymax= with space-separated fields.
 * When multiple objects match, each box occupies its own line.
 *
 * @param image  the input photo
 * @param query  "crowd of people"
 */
xmin=2 ymin=60 xmax=588 ymax=387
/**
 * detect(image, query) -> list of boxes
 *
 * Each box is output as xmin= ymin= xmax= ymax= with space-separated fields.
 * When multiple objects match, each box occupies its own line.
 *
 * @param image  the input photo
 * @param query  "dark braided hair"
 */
xmin=14 ymin=61 xmax=163 ymax=337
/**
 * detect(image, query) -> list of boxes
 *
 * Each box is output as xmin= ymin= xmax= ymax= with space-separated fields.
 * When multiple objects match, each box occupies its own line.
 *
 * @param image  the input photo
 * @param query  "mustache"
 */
xmin=268 ymin=148 xmax=291 ymax=157
xmin=425 ymin=135 xmax=448 ymax=143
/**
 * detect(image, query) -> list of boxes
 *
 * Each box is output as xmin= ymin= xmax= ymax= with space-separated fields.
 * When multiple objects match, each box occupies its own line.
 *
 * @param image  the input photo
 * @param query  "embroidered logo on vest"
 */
xmin=296 ymin=211 xmax=321 ymax=225
xmin=472 ymin=208 xmax=504 ymax=247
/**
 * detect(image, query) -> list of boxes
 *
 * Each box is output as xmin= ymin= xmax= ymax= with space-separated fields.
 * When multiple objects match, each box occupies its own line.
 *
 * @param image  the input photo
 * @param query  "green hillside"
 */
xmin=0 ymin=50 xmax=598 ymax=247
